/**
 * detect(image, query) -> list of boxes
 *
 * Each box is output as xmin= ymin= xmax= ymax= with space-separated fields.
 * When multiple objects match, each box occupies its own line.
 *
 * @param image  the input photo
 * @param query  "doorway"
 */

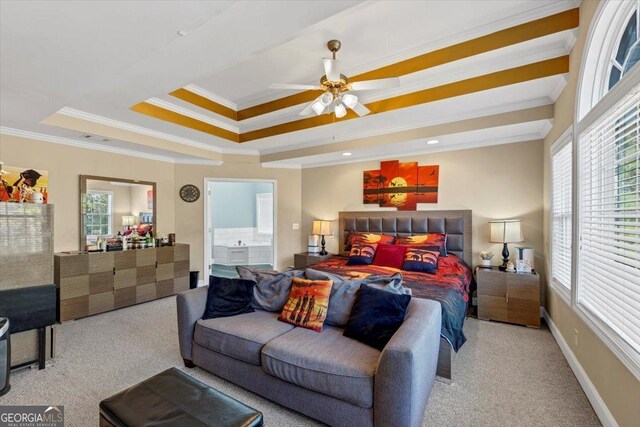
xmin=204 ymin=178 xmax=276 ymax=279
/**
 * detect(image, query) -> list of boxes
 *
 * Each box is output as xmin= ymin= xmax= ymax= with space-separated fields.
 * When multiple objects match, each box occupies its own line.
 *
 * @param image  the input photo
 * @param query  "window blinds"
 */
xmin=578 ymin=85 xmax=640 ymax=354
xmin=552 ymin=140 xmax=572 ymax=290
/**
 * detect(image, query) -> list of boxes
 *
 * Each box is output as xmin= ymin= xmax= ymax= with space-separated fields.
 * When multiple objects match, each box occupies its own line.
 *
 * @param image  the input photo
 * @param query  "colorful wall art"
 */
xmin=0 ymin=165 xmax=49 ymax=203
xmin=363 ymin=160 xmax=438 ymax=210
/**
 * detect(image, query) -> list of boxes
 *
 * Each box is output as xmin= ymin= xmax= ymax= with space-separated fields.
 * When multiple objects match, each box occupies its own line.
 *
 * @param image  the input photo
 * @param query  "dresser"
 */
xmin=475 ymin=267 xmax=540 ymax=328
xmin=54 ymin=244 xmax=189 ymax=322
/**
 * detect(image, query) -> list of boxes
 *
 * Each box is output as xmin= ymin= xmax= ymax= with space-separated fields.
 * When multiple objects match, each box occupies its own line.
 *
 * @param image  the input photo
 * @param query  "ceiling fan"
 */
xmin=269 ymin=40 xmax=400 ymax=118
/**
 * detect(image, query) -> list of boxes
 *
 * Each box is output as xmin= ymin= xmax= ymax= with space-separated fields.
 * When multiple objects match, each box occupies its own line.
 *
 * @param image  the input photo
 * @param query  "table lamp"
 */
xmin=312 ymin=220 xmax=333 ymax=256
xmin=489 ymin=219 xmax=524 ymax=271
xmin=122 ymin=215 xmax=135 ymax=231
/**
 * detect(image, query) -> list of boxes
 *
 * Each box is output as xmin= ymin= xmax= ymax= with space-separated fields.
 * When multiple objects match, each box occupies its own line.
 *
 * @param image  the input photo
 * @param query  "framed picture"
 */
xmin=0 ymin=165 xmax=49 ymax=203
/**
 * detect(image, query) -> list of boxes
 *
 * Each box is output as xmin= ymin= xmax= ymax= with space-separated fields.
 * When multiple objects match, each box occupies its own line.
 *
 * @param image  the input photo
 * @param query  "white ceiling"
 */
xmin=0 ymin=0 xmax=579 ymax=166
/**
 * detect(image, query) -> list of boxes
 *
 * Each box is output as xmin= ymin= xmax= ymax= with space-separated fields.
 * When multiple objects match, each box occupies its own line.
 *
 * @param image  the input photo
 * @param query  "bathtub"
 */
xmin=213 ymin=242 xmax=272 ymax=265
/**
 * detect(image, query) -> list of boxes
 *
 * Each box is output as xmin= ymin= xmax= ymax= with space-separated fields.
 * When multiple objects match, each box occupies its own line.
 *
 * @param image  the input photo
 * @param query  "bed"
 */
xmin=310 ymin=210 xmax=473 ymax=380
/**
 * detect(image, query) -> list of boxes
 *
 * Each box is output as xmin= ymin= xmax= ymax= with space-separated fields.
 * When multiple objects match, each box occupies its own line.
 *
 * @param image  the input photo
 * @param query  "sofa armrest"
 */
xmin=176 ymin=286 xmax=208 ymax=361
xmin=374 ymin=298 xmax=441 ymax=427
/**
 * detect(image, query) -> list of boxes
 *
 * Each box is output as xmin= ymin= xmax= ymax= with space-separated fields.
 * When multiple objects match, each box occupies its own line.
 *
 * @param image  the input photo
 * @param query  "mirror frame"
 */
xmin=79 ymin=175 xmax=157 ymax=250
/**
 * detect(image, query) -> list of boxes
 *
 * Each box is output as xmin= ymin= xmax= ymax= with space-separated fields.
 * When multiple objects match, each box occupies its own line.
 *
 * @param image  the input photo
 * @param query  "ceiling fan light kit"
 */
xmin=270 ymin=40 xmax=400 ymax=119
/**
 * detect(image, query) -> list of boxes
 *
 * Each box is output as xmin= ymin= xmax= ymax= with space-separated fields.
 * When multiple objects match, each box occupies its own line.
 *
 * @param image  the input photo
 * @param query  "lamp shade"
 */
xmin=122 ymin=216 xmax=136 ymax=227
xmin=312 ymin=219 xmax=333 ymax=236
xmin=489 ymin=219 xmax=524 ymax=243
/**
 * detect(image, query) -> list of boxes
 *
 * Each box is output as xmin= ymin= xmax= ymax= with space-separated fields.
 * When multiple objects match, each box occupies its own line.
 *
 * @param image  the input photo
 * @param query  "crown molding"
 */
xmin=184 ymin=84 xmax=237 ymax=110
xmin=146 ymin=98 xmax=239 ymax=133
xmin=56 ymin=107 xmax=259 ymax=155
xmin=235 ymin=1 xmax=580 ymax=110
xmin=0 ymin=126 xmax=226 ymax=165
xmin=173 ymin=158 xmax=223 ymax=166
xmin=57 ymin=107 xmax=223 ymax=152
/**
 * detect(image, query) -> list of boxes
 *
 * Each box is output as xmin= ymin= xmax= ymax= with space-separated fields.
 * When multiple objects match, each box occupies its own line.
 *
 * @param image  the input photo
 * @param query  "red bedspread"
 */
xmin=311 ymin=254 xmax=473 ymax=302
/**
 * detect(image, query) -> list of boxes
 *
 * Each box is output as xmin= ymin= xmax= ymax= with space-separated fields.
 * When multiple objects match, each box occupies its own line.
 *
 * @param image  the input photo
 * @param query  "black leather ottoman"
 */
xmin=99 ymin=367 xmax=263 ymax=427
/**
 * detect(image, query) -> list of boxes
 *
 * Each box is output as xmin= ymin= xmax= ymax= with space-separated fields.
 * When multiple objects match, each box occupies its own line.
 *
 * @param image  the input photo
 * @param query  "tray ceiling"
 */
xmin=0 ymin=0 xmax=579 ymax=167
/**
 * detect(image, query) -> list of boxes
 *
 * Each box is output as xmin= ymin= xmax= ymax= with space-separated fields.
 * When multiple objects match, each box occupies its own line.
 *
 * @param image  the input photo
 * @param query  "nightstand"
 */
xmin=475 ymin=267 xmax=540 ymax=328
xmin=294 ymin=252 xmax=333 ymax=269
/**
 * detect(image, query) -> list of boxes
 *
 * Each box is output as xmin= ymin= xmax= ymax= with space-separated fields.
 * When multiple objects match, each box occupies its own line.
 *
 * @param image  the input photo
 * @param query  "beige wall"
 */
xmin=301 ymin=140 xmax=545 ymax=281
xmin=0 ymin=134 xmax=302 ymax=275
xmin=0 ymin=134 xmax=176 ymax=252
xmin=174 ymin=161 xmax=302 ymax=274
xmin=542 ymin=1 xmax=640 ymax=426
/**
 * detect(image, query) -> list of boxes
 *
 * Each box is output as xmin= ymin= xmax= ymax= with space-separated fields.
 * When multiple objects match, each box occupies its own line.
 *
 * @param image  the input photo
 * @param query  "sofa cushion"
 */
xmin=194 ymin=310 xmax=294 ymax=366
xmin=202 ymin=276 xmax=255 ymax=320
xmin=261 ymin=326 xmax=380 ymax=408
xmin=343 ymin=284 xmax=412 ymax=350
xmin=236 ymin=266 xmax=305 ymax=312
xmin=277 ymin=277 xmax=333 ymax=332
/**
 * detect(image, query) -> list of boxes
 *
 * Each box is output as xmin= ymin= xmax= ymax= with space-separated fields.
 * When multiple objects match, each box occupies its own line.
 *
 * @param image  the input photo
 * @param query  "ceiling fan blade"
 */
xmin=352 ymin=102 xmax=371 ymax=117
xmin=349 ymin=77 xmax=400 ymax=91
xmin=323 ymin=58 xmax=341 ymax=82
xmin=270 ymin=83 xmax=319 ymax=90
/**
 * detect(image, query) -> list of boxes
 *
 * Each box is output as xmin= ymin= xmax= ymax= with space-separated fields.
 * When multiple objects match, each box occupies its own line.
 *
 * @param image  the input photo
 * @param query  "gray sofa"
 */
xmin=177 ymin=285 xmax=441 ymax=427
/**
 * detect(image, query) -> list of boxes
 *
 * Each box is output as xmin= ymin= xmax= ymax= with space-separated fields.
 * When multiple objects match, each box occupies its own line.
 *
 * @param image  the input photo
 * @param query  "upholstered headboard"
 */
xmin=338 ymin=210 xmax=472 ymax=265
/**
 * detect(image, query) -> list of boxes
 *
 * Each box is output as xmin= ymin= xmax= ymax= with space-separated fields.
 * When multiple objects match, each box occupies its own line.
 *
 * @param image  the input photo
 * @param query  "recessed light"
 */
xmin=177 ymin=30 xmax=188 ymax=36
xmin=342 ymin=152 xmax=352 ymax=156
xmin=426 ymin=139 xmax=439 ymax=145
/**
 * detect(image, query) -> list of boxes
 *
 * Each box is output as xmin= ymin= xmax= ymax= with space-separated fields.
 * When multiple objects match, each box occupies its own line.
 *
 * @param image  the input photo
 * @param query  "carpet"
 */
xmin=1 ymin=296 xmax=600 ymax=426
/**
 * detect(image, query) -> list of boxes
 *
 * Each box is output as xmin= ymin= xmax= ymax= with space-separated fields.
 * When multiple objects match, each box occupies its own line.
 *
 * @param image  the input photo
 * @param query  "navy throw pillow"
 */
xmin=202 ymin=276 xmax=255 ymax=320
xmin=346 ymin=243 xmax=378 ymax=266
xmin=343 ymin=283 xmax=411 ymax=350
xmin=402 ymin=248 xmax=440 ymax=274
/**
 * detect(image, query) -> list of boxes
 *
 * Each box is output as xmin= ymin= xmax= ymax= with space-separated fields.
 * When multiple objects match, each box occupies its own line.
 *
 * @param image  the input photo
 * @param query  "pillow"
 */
xmin=372 ymin=243 xmax=407 ymax=269
xmin=202 ymin=276 xmax=255 ymax=320
xmin=345 ymin=232 xmax=395 ymax=251
xmin=278 ymin=277 xmax=333 ymax=332
xmin=343 ymin=284 xmax=412 ymax=350
xmin=402 ymin=248 xmax=440 ymax=274
xmin=346 ymin=243 xmax=378 ymax=266
xmin=305 ymin=268 xmax=410 ymax=327
xmin=236 ymin=266 xmax=305 ymax=312
xmin=395 ymin=233 xmax=447 ymax=256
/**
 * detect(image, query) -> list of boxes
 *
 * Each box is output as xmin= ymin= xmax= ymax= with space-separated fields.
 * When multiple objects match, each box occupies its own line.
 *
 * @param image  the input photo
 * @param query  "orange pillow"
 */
xmin=395 ymin=233 xmax=447 ymax=256
xmin=345 ymin=232 xmax=395 ymax=251
xmin=278 ymin=277 xmax=333 ymax=332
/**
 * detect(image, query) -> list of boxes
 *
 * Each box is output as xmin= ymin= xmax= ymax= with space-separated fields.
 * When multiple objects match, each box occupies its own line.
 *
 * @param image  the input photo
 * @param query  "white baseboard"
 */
xmin=197 ymin=279 xmax=206 ymax=287
xmin=542 ymin=309 xmax=618 ymax=427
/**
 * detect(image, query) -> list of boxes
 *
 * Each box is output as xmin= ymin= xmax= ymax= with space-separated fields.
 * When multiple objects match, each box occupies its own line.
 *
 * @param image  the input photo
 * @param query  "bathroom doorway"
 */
xmin=204 ymin=178 xmax=276 ymax=279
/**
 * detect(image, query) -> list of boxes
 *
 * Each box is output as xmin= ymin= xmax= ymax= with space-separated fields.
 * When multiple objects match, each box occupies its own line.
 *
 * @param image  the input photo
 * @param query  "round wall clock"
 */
xmin=179 ymin=184 xmax=200 ymax=203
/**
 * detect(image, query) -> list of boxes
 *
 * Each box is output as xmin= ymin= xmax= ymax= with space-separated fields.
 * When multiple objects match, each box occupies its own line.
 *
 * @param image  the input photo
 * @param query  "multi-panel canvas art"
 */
xmin=363 ymin=160 xmax=438 ymax=210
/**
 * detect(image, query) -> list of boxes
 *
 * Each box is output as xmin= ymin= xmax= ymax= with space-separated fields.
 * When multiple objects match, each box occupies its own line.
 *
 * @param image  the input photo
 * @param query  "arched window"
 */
xmin=577 ymin=0 xmax=640 ymax=121
xmin=567 ymin=0 xmax=640 ymax=378
xmin=607 ymin=1 xmax=640 ymax=90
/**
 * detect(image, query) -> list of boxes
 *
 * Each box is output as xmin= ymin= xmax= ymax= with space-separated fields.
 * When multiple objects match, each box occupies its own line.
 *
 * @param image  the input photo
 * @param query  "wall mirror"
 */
xmin=79 ymin=175 xmax=156 ymax=250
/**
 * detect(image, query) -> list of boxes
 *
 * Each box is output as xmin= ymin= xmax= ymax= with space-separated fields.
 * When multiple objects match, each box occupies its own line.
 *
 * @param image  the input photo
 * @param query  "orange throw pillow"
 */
xmin=278 ymin=277 xmax=333 ymax=332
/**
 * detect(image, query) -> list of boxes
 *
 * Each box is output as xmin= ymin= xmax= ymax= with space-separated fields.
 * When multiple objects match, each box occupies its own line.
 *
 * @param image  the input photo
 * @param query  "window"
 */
xmin=551 ymin=131 xmax=573 ymax=296
xmin=256 ymin=193 xmax=273 ymax=234
xmin=84 ymin=190 xmax=113 ymax=237
xmin=607 ymin=2 xmax=640 ymax=90
xmin=575 ymin=0 xmax=640 ymax=375
xmin=578 ymin=86 xmax=639 ymax=359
